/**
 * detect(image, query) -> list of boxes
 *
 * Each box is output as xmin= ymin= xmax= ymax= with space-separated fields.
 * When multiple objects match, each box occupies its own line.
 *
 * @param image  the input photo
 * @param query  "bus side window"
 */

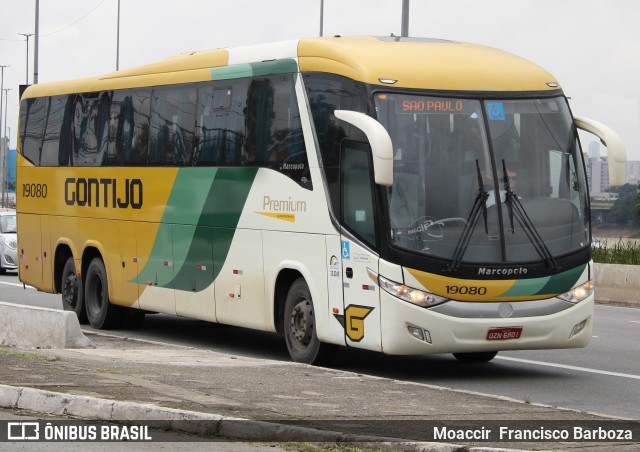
xmin=341 ymin=141 xmax=377 ymax=247
xmin=105 ymin=89 xmax=150 ymax=166
xmin=19 ymin=97 xmax=47 ymax=165
xmin=149 ymin=85 xmax=196 ymax=166
xmin=40 ymin=95 xmax=66 ymax=166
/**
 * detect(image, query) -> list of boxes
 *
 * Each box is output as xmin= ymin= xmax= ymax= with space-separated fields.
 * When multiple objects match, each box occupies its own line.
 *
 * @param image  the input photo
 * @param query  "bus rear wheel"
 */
xmin=84 ymin=257 xmax=125 ymax=329
xmin=452 ymin=351 xmax=498 ymax=363
xmin=284 ymin=278 xmax=338 ymax=366
xmin=61 ymin=257 xmax=88 ymax=324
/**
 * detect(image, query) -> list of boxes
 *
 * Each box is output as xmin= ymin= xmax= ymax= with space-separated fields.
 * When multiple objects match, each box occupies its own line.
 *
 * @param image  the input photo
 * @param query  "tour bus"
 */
xmin=17 ymin=36 xmax=625 ymax=364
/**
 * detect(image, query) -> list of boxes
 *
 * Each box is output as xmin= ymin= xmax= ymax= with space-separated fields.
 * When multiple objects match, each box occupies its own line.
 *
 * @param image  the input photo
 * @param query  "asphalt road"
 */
xmin=1 ymin=270 xmax=639 ymax=420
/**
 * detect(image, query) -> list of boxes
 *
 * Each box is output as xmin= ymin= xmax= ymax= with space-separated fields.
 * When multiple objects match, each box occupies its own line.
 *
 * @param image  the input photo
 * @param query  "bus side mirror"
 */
xmin=574 ymin=116 xmax=627 ymax=187
xmin=334 ymin=110 xmax=393 ymax=187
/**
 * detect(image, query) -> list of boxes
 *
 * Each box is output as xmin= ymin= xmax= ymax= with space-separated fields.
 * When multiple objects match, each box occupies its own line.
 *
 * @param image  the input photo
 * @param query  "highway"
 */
xmin=1 ymin=271 xmax=639 ymax=420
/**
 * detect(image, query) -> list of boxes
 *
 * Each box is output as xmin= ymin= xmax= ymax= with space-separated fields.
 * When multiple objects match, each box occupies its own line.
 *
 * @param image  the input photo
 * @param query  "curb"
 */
xmin=0 ymin=302 xmax=93 ymax=349
xmin=0 ymin=383 xmax=522 ymax=451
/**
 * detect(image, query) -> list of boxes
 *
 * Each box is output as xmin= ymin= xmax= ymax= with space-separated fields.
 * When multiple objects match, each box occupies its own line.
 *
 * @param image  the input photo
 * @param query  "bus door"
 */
xmin=339 ymin=141 xmax=382 ymax=352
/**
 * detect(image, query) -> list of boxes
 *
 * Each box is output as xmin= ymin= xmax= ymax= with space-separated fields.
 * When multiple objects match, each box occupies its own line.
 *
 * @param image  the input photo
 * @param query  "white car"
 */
xmin=0 ymin=208 xmax=18 ymax=274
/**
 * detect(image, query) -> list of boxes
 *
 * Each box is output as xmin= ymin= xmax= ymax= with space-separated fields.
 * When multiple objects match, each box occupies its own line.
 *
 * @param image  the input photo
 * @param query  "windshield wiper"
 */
xmin=447 ymin=160 xmax=489 ymax=272
xmin=501 ymin=160 xmax=560 ymax=272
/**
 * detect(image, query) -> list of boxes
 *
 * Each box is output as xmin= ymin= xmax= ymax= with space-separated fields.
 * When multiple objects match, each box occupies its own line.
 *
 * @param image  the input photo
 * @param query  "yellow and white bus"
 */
xmin=17 ymin=36 xmax=625 ymax=364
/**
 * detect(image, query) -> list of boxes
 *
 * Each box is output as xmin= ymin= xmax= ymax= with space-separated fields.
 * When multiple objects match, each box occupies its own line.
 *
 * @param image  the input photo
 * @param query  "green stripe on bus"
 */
xmin=174 ymin=167 xmax=258 ymax=291
xmin=210 ymin=59 xmax=298 ymax=80
xmin=497 ymin=276 xmax=550 ymax=298
xmin=498 ymin=264 xmax=586 ymax=298
xmin=134 ymin=167 xmax=258 ymax=292
xmin=534 ymin=264 xmax=585 ymax=296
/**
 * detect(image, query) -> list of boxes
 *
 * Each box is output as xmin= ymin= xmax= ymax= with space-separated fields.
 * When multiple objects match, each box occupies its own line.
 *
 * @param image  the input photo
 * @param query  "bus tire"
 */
xmin=452 ymin=351 xmax=498 ymax=363
xmin=284 ymin=278 xmax=338 ymax=366
xmin=84 ymin=257 xmax=125 ymax=329
xmin=61 ymin=257 xmax=88 ymax=324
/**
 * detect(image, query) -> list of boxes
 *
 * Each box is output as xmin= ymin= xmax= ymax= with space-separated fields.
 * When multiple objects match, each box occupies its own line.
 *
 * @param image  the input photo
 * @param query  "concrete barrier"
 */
xmin=594 ymin=263 xmax=640 ymax=308
xmin=0 ymin=302 xmax=93 ymax=349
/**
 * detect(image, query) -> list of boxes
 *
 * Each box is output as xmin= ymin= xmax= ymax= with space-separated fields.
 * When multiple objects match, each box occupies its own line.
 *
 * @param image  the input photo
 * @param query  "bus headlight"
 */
xmin=558 ymin=280 xmax=594 ymax=304
xmin=368 ymin=268 xmax=448 ymax=308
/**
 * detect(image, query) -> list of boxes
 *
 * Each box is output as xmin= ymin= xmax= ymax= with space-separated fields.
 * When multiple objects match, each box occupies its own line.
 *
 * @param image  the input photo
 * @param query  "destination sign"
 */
xmin=400 ymin=99 xmax=465 ymax=113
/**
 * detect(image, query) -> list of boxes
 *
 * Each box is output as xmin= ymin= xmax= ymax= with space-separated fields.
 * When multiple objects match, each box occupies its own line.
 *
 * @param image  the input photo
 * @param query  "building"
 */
xmin=588 ymin=140 xmax=600 ymax=159
xmin=627 ymin=161 xmax=640 ymax=186
xmin=1 ymin=142 xmax=16 ymax=207
xmin=585 ymin=155 xmax=609 ymax=196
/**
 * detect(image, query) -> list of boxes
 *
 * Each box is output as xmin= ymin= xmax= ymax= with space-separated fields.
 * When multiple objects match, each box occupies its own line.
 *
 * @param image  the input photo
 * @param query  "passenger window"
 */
xmin=341 ymin=141 xmax=377 ymax=247
xmin=149 ymin=85 xmax=196 ymax=165
xmin=40 ymin=95 xmax=66 ymax=166
xmin=105 ymin=89 xmax=151 ymax=166
xmin=20 ymin=97 xmax=47 ymax=165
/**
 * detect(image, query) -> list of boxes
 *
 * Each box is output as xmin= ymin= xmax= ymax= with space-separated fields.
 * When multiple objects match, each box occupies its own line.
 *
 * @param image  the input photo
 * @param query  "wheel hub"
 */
xmin=290 ymin=300 xmax=313 ymax=345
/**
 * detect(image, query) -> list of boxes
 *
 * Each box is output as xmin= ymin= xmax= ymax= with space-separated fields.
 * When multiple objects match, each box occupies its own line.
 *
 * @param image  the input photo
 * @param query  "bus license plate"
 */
xmin=486 ymin=327 xmax=522 ymax=341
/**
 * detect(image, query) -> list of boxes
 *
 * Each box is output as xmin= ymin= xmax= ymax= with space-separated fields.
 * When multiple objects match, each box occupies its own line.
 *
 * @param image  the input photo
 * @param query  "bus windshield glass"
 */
xmin=374 ymin=93 xmax=589 ymax=265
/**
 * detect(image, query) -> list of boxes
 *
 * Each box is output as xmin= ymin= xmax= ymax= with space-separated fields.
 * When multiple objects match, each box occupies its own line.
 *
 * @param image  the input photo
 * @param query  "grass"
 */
xmin=592 ymin=239 xmax=640 ymax=265
xmin=0 ymin=348 xmax=61 ymax=362
xmin=280 ymin=444 xmax=385 ymax=452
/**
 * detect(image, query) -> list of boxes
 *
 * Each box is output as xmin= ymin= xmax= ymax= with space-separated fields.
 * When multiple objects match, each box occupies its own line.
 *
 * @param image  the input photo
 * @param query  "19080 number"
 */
xmin=445 ymin=285 xmax=487 ymax=296
xmin=22 ymin=183 xmax=48 ymax=198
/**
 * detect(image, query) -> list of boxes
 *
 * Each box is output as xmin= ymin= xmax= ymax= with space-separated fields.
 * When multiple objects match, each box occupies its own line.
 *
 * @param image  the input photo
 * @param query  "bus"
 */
xmin=16 ymin=36 xmax=625 ymax=364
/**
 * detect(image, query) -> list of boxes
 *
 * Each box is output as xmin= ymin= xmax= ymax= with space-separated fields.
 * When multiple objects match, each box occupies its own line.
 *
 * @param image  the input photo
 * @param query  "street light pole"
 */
xmin=319 ymin=0 xmax=324 ymax=37
xmin=0 ymin=65 xmax=7 ymax=153
xmin=1 ymin=88 xmax=10 ymax=208
xmin=19 ymin=33 xmax=34 ymax=85
xmin=401 ymin=0 xmax=410 ymax=37
xmin=116 ymin=0 xmax=120 ymax=70
xmin=34 ymin=0 xmax=40 ymax=84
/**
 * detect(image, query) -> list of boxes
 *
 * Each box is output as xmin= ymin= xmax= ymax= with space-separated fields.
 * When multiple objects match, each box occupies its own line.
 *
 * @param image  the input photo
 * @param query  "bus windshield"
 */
xmin=375 ymin=93 xmax=589 ymax=266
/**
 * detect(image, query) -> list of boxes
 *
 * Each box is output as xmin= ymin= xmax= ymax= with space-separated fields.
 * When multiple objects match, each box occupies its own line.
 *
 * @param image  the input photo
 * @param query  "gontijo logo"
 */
xmin=64 ymin=178 xmax=143 ymax=209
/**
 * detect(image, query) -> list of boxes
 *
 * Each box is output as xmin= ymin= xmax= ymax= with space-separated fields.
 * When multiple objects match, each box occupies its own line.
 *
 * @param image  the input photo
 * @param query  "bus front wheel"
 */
xmin=284 ymin=278 xmax=338 ymax=366
xmin=61 ymin=257 xmax=88 ymax=324
xmin=452 ymin=351 xmax=498 ymax=363
xmin=84 ymin=257 xmax=125 ymax=329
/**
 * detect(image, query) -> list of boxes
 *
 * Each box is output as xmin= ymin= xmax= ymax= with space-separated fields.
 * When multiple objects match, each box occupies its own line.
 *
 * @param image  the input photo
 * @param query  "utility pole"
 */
xmin=19 ymin=33 xmax=34 ymax=85
xmin=1 ymin=88 xmax=10 ymax=208
xmin=116 ymin=0 xmax=121 ymax=70
xmin=319 ymin=0 xmax=324 ymax=37
xmin=0 ymin=65 xmax=7 ymax=153
xmin=34 ymin=0 xmax=39 ymax=84
xmin=401 ymin=0 xmax=410 ymax=37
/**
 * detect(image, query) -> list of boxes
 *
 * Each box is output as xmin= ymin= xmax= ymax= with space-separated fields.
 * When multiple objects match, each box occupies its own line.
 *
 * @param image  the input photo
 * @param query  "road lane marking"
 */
xmin=630 ymin=321 xmax=640 ymax=324
xmin=0 ymin=280 xmax=31 ymax=288
xmin=497 ymin=356 xmax=640 ymax=381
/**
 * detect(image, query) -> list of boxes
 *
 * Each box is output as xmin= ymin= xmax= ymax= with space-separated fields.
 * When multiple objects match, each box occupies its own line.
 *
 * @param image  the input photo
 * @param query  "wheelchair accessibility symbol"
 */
xmin=487 ymin=102 xmax=505 ymax=121
xmin=341 ymin=241 xmax=351 ymax=260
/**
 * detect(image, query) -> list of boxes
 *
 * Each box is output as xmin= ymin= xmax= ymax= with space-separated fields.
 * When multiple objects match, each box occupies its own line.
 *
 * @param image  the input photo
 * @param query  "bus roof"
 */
xmin=22 ymin=36 xmax=560 ymax=99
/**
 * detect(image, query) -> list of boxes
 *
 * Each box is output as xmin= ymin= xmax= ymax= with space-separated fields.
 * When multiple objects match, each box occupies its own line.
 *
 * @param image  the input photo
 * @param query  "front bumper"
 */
xmin=380 ymin=291 xmax=593 ymax=355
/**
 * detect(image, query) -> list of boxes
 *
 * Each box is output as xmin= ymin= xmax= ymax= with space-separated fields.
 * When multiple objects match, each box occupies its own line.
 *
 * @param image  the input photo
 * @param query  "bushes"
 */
xmin=592 ymin=239 xmax=640 ymax=265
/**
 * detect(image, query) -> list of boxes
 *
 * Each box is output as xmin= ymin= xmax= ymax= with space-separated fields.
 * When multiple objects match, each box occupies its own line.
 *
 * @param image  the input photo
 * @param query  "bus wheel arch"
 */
xmin=274 ymin=269 xmax=303 ymax=334
xmin=283 ymin=276 xmax=338 ymax=366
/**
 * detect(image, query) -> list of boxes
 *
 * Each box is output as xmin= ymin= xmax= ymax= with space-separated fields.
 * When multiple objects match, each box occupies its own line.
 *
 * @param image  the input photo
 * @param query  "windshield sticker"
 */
xmin=487 ymin=102 xmax=505 ymax=121
xmin=406 ymin=217 xmax=467 ymax=241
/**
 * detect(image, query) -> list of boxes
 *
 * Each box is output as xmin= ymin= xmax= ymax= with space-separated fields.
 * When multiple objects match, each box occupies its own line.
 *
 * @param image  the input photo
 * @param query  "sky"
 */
xmin=1 ymin=0 xmax=639 ymax=161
